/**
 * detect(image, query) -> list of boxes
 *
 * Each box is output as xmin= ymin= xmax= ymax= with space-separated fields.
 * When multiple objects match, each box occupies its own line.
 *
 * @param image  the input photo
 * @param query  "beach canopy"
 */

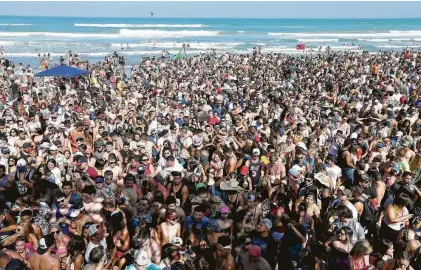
xmin=35 ymin=65 xmax=91 ymax=77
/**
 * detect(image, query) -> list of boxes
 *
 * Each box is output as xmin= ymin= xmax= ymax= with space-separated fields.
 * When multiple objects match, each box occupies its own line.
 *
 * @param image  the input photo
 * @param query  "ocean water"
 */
xmin=1 ymin=16 xmax=421 ymax=68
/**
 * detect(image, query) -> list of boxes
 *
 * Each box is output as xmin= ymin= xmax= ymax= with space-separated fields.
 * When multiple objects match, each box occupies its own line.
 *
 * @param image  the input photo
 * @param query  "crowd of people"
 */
xmin=0 ymin=47 xmax=420 ymax=270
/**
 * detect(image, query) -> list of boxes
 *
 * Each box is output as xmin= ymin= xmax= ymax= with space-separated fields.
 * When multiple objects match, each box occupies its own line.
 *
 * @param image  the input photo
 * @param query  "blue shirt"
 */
xmin=184 ymin=215 xmax=209 ymax=239
xmin=175 ymin=118 xmax=184 ymax=126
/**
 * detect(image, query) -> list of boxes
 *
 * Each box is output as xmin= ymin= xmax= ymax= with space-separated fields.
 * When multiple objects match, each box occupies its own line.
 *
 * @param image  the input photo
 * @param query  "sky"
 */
xmin=0 ymin=1 xmax=420 ymax=18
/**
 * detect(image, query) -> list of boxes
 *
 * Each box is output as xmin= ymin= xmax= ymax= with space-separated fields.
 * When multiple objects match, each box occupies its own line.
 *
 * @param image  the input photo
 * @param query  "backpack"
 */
xmin=358 ymin=198 xmax=379 ymax=228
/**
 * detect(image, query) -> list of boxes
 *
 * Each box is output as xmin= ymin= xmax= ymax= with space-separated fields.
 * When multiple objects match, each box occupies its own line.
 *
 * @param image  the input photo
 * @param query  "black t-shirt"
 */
xmin=250 ymin=231 xmax=279 ymax=268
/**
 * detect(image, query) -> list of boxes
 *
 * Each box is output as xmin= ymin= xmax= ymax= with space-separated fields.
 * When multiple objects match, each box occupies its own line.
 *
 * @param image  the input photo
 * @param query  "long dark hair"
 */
xmin=67 ymin=235 xmax=85 ymax=258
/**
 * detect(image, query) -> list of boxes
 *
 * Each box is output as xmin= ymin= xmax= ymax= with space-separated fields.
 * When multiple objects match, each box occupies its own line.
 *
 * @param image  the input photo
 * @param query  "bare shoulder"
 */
xmin=28 ymin=252 xmax=38 ymax=262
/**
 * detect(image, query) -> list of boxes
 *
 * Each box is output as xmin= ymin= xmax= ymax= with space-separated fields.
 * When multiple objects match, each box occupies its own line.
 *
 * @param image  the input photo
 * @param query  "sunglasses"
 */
xmin=56 ymin=199 xmax=65 ymax=204
xmin=50 ymin=231 xmax=60 ymax=235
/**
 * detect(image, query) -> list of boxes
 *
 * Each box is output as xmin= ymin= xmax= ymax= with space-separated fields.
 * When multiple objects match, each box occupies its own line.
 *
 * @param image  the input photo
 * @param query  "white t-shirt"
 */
xmin=325 ymin=165 xmax=342 ymax=189
xmin=85 ymin=239 xmax=107 ymax=264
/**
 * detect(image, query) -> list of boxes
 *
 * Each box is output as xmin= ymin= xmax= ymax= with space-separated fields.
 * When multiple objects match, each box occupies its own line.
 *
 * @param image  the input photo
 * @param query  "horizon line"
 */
xmin=1 ymin=15 xmax=421 ymax=19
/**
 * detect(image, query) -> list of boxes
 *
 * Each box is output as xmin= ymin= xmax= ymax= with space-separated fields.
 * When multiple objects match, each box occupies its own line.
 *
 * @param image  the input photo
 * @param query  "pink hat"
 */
xmin=220 ymin=206 xmax=230 ymax=214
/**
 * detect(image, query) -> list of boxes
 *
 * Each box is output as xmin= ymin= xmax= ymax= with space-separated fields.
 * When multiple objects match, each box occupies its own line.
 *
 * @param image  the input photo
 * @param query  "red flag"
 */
xmin=296 ymin=44 xmax=305 ymax=50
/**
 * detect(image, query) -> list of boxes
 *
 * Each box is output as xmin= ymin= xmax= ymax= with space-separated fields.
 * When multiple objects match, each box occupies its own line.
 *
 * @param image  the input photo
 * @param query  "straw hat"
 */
xmin=220 ymin=179 xmax=243 ymax=192
xmin=314 ymin=172 xmax=331 ymax=187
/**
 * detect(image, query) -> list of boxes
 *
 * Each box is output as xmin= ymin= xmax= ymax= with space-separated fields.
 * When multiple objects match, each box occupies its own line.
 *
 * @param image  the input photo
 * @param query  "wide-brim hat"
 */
xmin=321 ymin=102 xmax=333 ymax=108
xmin=314 ymin=172 xmax=330 ymax=187
xmin=220 ymin=179 xmax=243 ymax=192
xmin=356 ymin=117 xmax=381 ymax=125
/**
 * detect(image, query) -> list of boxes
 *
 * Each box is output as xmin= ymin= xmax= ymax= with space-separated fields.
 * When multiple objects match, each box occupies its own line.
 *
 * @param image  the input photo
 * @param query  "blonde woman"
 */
xmin=349 ymin=240 xmax=373 ymax=270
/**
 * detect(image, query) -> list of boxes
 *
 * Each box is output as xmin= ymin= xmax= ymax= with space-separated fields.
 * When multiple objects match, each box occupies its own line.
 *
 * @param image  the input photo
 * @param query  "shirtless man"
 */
xmin=14 ymin=130 xmax=34 ymax=152
xmin=212 ymin=236 xmax=235 ymax=270
xmin=224 ymin=148 xmax=237 ymax=176
xmin=102 ymin=141 xmax=123 ymax=165
xmin=157 ymin=210 xmax=181 ymax=246
xmin=103 ymin=153 xmax=123 ymax=186
xmin=157 ymin=196 xmax=186 ymax=225
xmin=134 ymin=227 xmax=161 ymax=264
xmin=28 ymin=235 xmax=60 ymax=270
xmin=305 ymin=194 xmax=321 ymax=220
xmin=82 ymin=185 xmax=104 ymax=223
xmin=399 ymin=140 xmax=416 ymax=166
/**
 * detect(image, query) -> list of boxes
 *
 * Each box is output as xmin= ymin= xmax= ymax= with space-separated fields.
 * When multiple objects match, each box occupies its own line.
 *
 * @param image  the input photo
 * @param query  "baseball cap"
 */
xmin=22 ymin=142 xmax=32 ymax=149
xmin=134 ymin=250 xmax=151 ymax=267
xmin=252 ymin=148 xmax=260 ymax=155
xmin=195 ymin=183 xmax=206 ymax=190
xmin=260 ymin=218 xmax=272 ymax=230
xmin=220 ymin=206 xmax=230 ymax=214
xmin=247 ymin=194 xmax=256 ymax=202
xmin=70 ymin=205 xmax=85 ymax=218
xmin=95 ymin=177 xmax=104 ymax=183
xmin=339 ymin=189 xmax=353 ymax=199
xmin=146 ymin=264 xmax=160 ymax=270
xmin=87 ymin=224 xmax=100 ymax=236
xmin=50 ymin=145 xmax=58 ymax=151
xmin=248 ymin=245 xmax=261 ymax=258
xmin=207 ymin=219 xmax=221 ymax=232
xmin=171 ymin=237 xmax=183 ymax=246
xmin=1 ymin=147 xmax=10 ymax=154
xmin=94 ymin=140 xmax=105 ymax=147
xmin=37 ymin=235 xmax=54 ymax=255
xmin=75 ymin=156 xmax=88 ymax=164
xmin=17 ymin=159 xmax=27 ymax=167
xmin=289 ymin=166 xmax=300 ymax=177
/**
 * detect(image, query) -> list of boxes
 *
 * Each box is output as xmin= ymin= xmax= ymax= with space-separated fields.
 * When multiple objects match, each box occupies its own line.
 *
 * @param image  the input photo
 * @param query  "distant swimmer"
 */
xmin=127 ymin=43 xmax=129 ymax=49
xmin=344 ymin=41 xmax=348 ymax=46
xmin=121 ymin=43 xmax=124 ymax=50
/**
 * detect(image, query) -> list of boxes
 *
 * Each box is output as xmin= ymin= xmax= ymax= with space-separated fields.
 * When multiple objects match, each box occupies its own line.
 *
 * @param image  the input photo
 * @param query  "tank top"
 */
xmin=384 ymin=206 xmax=408 ymax=231
xmin=55 ymin=207 xmax=73 ymax=235
xmin=169 ymin=184 xmax=185 ymax=207
xmin=249 ymin=159 xmax=262 ymax=187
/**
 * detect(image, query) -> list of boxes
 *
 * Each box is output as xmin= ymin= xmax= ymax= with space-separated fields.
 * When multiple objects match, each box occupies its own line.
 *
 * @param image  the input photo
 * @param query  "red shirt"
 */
xmin=208 ymin=116 xmax=220 ymax=126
